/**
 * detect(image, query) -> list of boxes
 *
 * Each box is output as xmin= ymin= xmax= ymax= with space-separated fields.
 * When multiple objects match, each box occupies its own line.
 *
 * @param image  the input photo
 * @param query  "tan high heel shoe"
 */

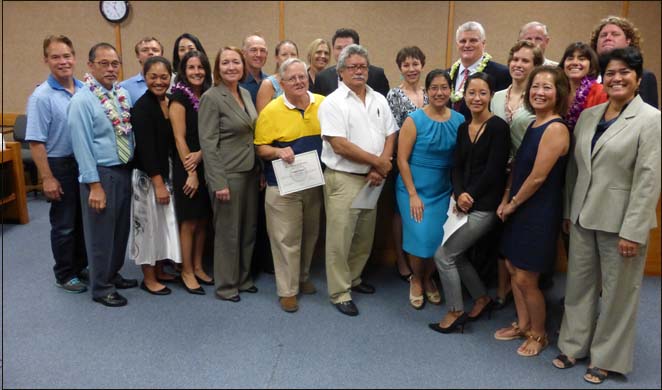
xmin=409 ymin=276 xmax=425 ymax=310
xmin=425 ymin=279 xmax=441 ymax=305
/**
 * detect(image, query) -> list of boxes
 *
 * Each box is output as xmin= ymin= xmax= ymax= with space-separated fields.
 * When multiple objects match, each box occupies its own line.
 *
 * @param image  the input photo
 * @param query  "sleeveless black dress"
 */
xmin=500 ymin=118 xmax=568 ymax=272
xmin=170 ymin=90 xmax=212 ymax=221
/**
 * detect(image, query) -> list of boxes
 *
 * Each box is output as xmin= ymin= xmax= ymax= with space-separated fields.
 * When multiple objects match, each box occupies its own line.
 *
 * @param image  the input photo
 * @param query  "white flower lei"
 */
xmin=83 ymin=73 xmax=132 ymax=135
xmin=449 ymin=53 xmax=492 ymax=103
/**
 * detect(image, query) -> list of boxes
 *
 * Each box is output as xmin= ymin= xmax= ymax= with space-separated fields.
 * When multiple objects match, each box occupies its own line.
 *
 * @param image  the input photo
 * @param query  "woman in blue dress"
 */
xmin=396 ymin=69 xmax=464 ymax=309
xmin=494 ymin=66 xmax=570 ymax=357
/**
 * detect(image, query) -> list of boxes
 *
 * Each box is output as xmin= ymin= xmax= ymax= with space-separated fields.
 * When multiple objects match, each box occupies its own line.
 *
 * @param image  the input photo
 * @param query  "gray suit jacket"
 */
xmin=198 ymin=83 xmax=258 ymax=192
xmin=565 ymin=95 xmax=661 ymax=244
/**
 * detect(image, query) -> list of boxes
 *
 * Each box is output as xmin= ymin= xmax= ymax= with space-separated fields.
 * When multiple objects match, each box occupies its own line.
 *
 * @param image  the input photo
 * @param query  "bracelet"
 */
xmin=510 ymin=195 xmax=519 ymax=207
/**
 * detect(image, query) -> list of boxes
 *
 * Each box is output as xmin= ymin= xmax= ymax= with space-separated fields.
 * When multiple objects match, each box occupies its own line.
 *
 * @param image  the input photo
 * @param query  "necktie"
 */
xmin=108 ymin=92 xmax=131 ymax=163
xmin=453 ymin=68 xmax=470 ymax=111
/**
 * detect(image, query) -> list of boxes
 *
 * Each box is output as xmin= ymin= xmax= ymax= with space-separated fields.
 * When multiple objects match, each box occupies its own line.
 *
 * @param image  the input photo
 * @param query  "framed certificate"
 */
xmin=272 ymin=150 xmax=325 ymax=196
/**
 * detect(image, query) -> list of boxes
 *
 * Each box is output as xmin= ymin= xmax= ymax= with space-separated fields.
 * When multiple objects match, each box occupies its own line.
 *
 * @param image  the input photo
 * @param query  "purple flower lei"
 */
xmin=566 ymin=76 xmax=596 ymax=131
xmin=172 ymin=82 xmax=200 ymax=112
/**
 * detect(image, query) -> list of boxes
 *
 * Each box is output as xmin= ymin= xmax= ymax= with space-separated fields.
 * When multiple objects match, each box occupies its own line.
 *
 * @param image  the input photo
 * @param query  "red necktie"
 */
xmin=453 ymin=68 xmax=470 ymax=111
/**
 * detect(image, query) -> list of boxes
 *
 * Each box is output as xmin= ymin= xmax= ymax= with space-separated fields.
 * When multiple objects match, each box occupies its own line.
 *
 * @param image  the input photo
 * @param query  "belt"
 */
xmin=330 ymin=168 xmax=368 ymax=177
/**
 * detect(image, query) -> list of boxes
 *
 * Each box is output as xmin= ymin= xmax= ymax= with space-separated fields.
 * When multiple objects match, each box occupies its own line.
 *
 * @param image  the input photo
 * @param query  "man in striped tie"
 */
xmin=69 ymin=42 xmax=138 ymax=307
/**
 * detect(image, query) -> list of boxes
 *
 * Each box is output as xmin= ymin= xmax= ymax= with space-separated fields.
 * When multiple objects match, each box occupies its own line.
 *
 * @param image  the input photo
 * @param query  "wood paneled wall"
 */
xmin=2 ymin=1 xmax=660 ymax=274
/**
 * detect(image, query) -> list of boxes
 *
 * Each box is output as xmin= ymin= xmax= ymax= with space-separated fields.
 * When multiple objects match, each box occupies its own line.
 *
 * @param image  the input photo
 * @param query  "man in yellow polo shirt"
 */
xmin=255 ymin=58 xmax=324 ymax=313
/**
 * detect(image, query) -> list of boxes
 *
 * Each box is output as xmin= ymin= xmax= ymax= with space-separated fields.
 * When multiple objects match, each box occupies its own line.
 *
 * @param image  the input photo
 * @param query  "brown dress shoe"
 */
xmin=279 ymin=296 xmax=298 ymax=312
xmin=299 ymin=280 xmax=317 ymax=295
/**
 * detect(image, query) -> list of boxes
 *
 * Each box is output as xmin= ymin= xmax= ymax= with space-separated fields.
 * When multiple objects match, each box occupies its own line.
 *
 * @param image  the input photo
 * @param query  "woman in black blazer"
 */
xmin=130 ymin=56 xmax=181 ymax=295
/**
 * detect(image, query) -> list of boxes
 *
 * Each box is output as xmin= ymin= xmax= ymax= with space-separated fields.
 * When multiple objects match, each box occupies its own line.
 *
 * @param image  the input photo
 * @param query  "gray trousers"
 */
xmin=433 ymin=210 xmax=496 ymax=312
xmin=558 ymin=222 xmax=647 ymax=375
xmin=79 ymin=165 xmax=132 ymax=299
xmin=211 ymin=170 xmax=258 ymax=298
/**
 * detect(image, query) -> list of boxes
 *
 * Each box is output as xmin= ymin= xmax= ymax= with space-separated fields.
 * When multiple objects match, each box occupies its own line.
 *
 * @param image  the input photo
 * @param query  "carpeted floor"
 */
xmin=2 ymin=196 xmax=660 ymax=389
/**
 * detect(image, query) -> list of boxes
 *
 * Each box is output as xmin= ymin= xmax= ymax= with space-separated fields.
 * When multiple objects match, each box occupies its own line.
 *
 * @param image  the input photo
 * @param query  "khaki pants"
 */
xmin=323 ymin=169 xmax=377 ymax=303
xmin=265 ymin=185 xmax=322 ymax=297
xmin=558 ymin=222 xmax=647 ymax=375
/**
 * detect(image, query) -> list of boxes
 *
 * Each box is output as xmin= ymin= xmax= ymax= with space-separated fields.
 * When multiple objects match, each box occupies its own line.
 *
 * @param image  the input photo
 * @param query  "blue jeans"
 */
xmin=48 ymin=157 xmax=87 ymax=283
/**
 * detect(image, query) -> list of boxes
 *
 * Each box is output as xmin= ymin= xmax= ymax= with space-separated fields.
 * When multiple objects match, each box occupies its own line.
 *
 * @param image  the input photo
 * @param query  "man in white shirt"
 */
xmin=519 ymin=21 xmax=558 ymax=66
xmin=318 ymin=44 xmax=397 ymax=316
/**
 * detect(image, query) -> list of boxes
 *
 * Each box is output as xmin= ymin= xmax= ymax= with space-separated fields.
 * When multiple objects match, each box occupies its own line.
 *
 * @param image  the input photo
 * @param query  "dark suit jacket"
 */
xmin=311 ymin=64 xmax=390 ymax=97
xmin=131 ymin=90 xmax=173 ymax=178
xmin=448 ymin=60 xmax=512 ymax=121
xmin=639 ymin=69 xmax=659 ymax=109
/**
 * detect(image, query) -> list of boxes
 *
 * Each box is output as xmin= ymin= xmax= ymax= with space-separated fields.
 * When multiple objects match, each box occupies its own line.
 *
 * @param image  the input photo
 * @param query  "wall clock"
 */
xmin=100 ymin=1 xmax=130 ymax=23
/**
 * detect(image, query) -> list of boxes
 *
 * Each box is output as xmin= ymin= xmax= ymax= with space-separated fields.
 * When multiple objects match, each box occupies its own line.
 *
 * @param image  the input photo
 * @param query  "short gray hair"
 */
xmin=279 ymin=57 xmax=307 ymax=79
xmin=336 ymin=44 xmax=370 ymax=72
xmin=519 ymin=21 xmax=549 ymax=37
xmin=456 ymin=21 xmax=485 ymax=42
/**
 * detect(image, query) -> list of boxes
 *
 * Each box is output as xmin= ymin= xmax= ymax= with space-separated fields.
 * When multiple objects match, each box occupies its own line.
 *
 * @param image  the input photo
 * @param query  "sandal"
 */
xmin=425 ymin=279 xmax=441 ymax=305
xmin=584 ymin=367 xmax=608 ymax=384
xmin=552 ymin=354 xmax=576 ymax=369
xmin=494 ymin=322 xmax=528 ymax=341
xmin=517 ymin=333 xmax=548 ymax=357
xmin=409 ymin=276 xmax=425 ymax=310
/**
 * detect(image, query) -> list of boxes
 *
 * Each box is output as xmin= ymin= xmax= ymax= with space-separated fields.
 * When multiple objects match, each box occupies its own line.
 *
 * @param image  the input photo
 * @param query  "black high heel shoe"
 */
xmin=468 ymin=299 xmax=494 ymax=322
xmin=428 ymin=313 xmax=469 ymax=334
xmin=181 ymin=278 xmax=205 ymax=295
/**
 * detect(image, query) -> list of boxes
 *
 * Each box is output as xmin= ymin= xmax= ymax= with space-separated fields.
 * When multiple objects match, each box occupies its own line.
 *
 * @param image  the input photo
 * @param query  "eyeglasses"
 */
xmin=283 ymin=75 xmax=307 ymax=84
xmin=94 ymin=60 xmax=122 ymax=68
xmin=344 ymin=64 xmax=368 ymax=72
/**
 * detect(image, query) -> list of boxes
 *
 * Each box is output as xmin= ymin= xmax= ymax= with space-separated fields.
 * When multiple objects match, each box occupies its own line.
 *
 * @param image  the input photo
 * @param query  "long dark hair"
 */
xmin=172 ymin=33 xmax=207 ymax=73
xmin=175 ymin=50 xmax=212 ymax=93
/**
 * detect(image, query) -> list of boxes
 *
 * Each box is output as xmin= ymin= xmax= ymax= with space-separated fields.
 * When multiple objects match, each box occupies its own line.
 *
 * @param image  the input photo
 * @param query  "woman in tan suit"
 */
xmin=554 ymin=47 xmax=661 ymax=384
xmin=198 ymin=46 xmax=261 ymax=302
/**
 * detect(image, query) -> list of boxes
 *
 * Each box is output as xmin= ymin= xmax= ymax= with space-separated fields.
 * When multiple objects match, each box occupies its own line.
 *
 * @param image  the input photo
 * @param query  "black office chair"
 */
xmin=12 ymin=114 xmax=40 ymax=196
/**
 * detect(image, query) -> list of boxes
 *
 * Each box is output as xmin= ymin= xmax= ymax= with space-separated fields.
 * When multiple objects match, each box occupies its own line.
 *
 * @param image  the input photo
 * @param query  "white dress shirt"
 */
xmin=318 ymin=81 xmax=397 ymax=174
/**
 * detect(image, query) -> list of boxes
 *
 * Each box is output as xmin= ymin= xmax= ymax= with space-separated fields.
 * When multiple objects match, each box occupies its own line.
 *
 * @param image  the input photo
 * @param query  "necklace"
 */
xmin=504 ymin=85 xmax=525 ymax=124
xmin=84 ymin=73 xmax=132 ymax=135
xmin=450 ymin=53 xmax=492 ymax=103
xmin=172 ymin=82 xmax=200 ymax=112
xmin=566 ymin=76 xmax=596 ymax=130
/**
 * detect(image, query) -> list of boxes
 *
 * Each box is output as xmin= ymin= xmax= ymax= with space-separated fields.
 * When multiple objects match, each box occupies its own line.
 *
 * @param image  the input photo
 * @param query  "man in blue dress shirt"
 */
xmin=119 ymin=37 xmax=163 ymax=102
xmin=26 ymin=35 xmax=88 ymax=294
xmin=68 ymin=42 xmax=138 ymax=307
xmin=240 ymin=34 xmax=269 ymax=104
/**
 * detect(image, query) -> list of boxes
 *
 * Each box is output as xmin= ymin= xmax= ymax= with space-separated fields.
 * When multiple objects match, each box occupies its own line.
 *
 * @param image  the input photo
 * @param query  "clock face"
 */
xmin=100 ymin=1 xmax=129 ymax=23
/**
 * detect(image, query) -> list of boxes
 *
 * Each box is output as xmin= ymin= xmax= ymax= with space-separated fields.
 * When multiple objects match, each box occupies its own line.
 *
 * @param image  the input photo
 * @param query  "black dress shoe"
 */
xmin=335 ymin=300 xmax=359 ymax=316
xmin=181 ymin=279 xmax=206 ymax=295
xmin=114 ymin=275 xmax=138 ymax=289
xmin=140 ymin=281 xmax=171 ymax=296
xmin=93 ymin=292 xmax=127 ymax=307
xmin=239 ymin=286 xmax=258 ymax=293
xmin=78 ymin=268 xmax=90 ymax=284
xmin=351 ymin=282 xmax=375 ymax=294
xmin=216 ymin=293 xmax=241 ymax=302
xmin=195 ymin=275 xmax=215 ymax=286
